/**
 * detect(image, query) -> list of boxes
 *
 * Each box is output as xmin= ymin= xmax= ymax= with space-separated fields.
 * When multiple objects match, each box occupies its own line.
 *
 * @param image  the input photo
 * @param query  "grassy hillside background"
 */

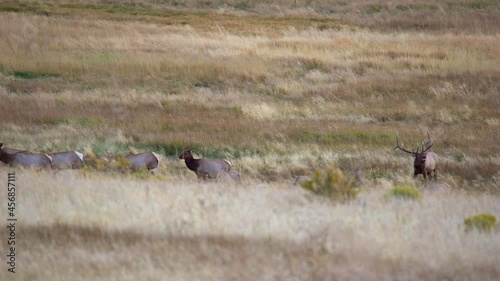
xmin=0 ymin=1 xmax=499 ymax=280
xmin=0 ymin=0 xmax=499 ymax=189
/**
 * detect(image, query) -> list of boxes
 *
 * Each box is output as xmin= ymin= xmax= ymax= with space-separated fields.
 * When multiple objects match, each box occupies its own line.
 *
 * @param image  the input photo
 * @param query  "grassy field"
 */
xmin=1 ymin=170 xmax=500 ymax=280
xmin=0 ymin=0 xmax=499 ymax=279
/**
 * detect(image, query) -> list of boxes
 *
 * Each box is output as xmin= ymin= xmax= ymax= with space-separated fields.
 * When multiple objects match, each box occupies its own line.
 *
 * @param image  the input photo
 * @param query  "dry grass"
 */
xmin=0 ymin=1 xmax=499 ymax=191
xmin=6 ymin=0 xmax=496 ymax=34
xmin=0 ymin=169 xmax=499 ymax=280
xmin=0 ymin=2 xmax=499 ymax=277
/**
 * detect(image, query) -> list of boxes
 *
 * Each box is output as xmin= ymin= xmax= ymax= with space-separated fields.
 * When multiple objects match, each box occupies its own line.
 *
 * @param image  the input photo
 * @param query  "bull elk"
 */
xmin=0 ymin=143 xmax=52 ymax=169
xmin=179 ymin=148 xmax=232 ymax=180
xmin=394 ymin=131 xmax=439 ymax=180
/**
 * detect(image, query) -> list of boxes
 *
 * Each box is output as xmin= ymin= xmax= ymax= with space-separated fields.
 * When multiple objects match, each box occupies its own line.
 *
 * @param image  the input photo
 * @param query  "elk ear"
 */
xmin=0 ymin=143 xmax=3 ymax=148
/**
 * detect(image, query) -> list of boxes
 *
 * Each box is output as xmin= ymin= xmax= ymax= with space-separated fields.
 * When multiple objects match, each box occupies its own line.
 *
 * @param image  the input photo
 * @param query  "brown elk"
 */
xmin=2 ymin=145 xmax=84 ymax=169
xmin=179 ymin=148 xmax=232 ymax=180
xmin=124 ymin=152 xmax=161 ymax=174
xmin=394 ymin=131 xmax=439 ymax=180
xmin=0 ymin=143 xmax=52 ymax=169
xmin=48 ymin=151 xmax=84 ymax=169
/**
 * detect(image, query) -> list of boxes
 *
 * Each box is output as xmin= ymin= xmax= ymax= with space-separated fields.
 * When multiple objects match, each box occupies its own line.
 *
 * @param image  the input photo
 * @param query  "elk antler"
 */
xmin=420 ymin=130 xmax=433 ymax=153
xmin=394 ymin=133 xmax=416 ymax=155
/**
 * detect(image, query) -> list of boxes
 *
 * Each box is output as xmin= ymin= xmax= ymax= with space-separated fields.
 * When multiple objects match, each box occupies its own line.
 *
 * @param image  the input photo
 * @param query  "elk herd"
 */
xmin=0 ymin=143 xmax=84 ymax=170
xmin=0 ymin=131 xmax=439 ymax=182
xmin=0 ymin=143 xmax=241 ymax=182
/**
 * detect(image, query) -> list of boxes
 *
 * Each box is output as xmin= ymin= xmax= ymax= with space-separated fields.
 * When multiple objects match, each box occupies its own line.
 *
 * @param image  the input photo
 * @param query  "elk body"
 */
xmin=48 ymin=151 xmax=84 ymax=169
xmin=179 ymin=148 xmax=232 ymax=180
xmin=0 ymin=143 xmax=52 ymax=169
xmin=124 ymin=152 xmax=161 ymax=173
xmin=394 ymin=131 xmax=439 ymax=180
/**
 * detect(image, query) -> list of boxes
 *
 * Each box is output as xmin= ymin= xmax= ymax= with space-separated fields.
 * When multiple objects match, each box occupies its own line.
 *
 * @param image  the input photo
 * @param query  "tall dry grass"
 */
xmin=0 ymin=169 xmax=499 ymax=280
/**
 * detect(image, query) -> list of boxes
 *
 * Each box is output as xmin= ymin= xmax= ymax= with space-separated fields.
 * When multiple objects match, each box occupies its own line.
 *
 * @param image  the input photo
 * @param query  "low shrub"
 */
xmin=386 ymin=185 xmax=423 ymax=200
xmin=300 ymin=165 xmax=359 ymax=202
xmin=464 ymin=213 xmax=497 ymax=232
xmin=82 ymin=150 xmax=129 ymax=172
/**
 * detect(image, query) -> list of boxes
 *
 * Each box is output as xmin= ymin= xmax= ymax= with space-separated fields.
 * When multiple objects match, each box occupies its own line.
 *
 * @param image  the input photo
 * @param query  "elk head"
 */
xmin=178 ymin=147 xmax=193 ymax=160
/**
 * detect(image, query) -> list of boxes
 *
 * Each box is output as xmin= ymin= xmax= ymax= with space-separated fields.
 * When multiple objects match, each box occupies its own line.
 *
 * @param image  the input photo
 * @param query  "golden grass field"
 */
xmin=0 ymin=0 xmax=499 ymax=280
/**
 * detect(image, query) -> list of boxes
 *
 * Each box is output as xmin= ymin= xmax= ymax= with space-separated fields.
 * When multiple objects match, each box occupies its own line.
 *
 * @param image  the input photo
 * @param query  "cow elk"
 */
xmin=179 ymin=148 xmax=233 ymax=180
xmin=49 ymin=151 xmax=84 ymax=169
xmin=394 ymin=131 xmax=439 ymax=180
xmin=124 ymin=152 xmax=161 ymax=174
xmin=0 ymin=143 xmax=52 ymax=169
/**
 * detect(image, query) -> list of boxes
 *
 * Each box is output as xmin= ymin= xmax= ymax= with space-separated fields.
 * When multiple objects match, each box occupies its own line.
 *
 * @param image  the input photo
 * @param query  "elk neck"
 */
xmin=0 ymin=149 xmax=15 ymax=164
xmin=184 ymin=155 xmax=200 ymax=172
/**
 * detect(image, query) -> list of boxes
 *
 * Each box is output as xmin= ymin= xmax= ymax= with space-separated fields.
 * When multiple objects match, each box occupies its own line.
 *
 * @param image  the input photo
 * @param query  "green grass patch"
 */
xmin=464 ymin=213 xmax=497 ymax=232
xmin=465 ymin=0 xmax=500 ymax=10
xmin=0 ymin=2 xmax=51 ymax=15
xmin=365 ymin=4 xmax=383 ymax=14
xmin=386 ymin=186 xmax=422 ymax=200
xmin=136 ymin=142 xmax=237 ymax=160
xmin=291 ymin=131 xmax=344 ymax=145
xmin=51 ymin=117 xmax=104 ymax=127
xmin=291 ymin=130 xmax=391 ymax=147
xmin=136 ymin=142 xmax=187 ymax=158
xmin=84 ymin=52 xmax=120 ymax=64
xmin=13 ymin=71 xmax=60 ymax=80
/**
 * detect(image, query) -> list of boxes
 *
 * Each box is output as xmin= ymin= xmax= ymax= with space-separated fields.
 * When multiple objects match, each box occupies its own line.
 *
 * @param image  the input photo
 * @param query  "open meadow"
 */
xmin=0 ymin=0 xmax=499 ymax=280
